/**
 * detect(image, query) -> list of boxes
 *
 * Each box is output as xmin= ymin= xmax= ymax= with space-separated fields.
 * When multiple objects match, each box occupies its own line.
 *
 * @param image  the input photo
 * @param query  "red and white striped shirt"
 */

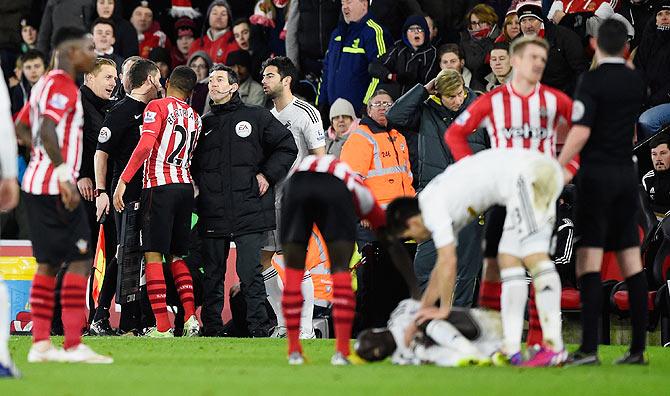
xmin=445 ymin=82 xmax=574 ymax=167
xmin=291 ymin=155 xmax=386 ymax=228
xmin=18 ymin=70 xmax=83 ymax=195
xmin=122 ymin=96 xmax=201 ymax=188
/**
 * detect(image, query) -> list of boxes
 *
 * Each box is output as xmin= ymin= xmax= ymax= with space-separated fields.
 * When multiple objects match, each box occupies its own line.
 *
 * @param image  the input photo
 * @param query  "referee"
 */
xmin=558 ymin=19 xmax=648 ymax=365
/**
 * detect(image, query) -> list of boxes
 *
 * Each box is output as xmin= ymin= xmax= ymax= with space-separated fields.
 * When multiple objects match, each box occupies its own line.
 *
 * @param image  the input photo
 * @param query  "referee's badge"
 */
xmin=98 ymin=127 xmax=111 ymax=143
xmin=235 ymin=121 xmax=252 ymax=138
xmin=571 ymin=100 xmax=585 ymax=122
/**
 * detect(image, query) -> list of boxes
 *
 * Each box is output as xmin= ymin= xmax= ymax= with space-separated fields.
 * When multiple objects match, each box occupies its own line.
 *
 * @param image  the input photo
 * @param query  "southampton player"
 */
xmin=280 ymin=154 xmax=385 ymax=365
xmin=1 ymin=65 xmax=21 ymax=377
xmin=261 ymin=56 xmax=326 ymax=339
xmin=443 ymin=35 xmax=576 ymax=361
xmin=386 ymin=149 xmax=566 ymax=366
xmin=14 ymin=27 xmax=112 ymax=363
xmin=113 ymin=66 xmax=202 ymax=337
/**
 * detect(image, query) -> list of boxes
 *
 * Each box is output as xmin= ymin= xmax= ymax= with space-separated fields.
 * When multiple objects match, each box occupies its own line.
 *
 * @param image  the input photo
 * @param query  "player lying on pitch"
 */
xmin=383 ymin=148 xmax=567 ymax=366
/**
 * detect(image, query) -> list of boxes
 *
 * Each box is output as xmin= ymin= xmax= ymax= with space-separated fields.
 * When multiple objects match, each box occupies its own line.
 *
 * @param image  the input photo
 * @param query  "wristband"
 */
xmin=94 ymin=188 xmax=107 ymax=197
xmin=54 ymin=164 xmax=71 ymax=183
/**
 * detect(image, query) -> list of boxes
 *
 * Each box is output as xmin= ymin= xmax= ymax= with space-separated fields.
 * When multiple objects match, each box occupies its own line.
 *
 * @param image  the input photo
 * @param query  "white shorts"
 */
xmin=497 ymin=174 xmax=556 ymax=258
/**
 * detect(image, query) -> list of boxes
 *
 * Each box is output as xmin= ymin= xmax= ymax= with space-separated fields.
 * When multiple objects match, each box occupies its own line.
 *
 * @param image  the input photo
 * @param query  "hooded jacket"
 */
xmin=634 ymin=21 xmax=670 ymax=107
xmin=368 ymin=15 xmax=440 ymax=99
xmin=188 ymin=0 xmax=240 ymax=65
xmin=192 ymin=93 xmax=297 ymax=237
xmin=317 ymin=12 xmax=392 ymax=110
xmin=385 ymin=83 xmax=490 ymax=190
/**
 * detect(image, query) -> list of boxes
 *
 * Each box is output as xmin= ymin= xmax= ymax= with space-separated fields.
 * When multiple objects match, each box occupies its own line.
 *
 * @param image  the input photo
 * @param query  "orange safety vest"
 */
xmin=340 ymin=124 xmax=415 ymax=205
xmin=272 ymin=227 xmax=333 ymax=305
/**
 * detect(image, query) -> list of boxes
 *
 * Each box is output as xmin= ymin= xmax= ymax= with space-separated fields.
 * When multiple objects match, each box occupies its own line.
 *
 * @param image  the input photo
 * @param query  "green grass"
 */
xmin=3 ymin=336 xmax=668 ymax=395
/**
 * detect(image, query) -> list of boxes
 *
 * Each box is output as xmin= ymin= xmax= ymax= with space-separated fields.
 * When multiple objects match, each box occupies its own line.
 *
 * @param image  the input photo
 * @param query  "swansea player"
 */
xmin=15 ymin=27 xmax=112 ymax=363
xmin=93 ymin=58 xmax=161 ymax=334
xmin=280 ymin=154 xmax=385 ymax=365
xmin=261 ymin=56 xmax=326 ymax=339
xmin=443 ymin=35 xmax=576 ymax=359
xmin=386 ymin=149 xmax=566 ymax=366
xmin=113 ymin=66 xmax=202 ymax=338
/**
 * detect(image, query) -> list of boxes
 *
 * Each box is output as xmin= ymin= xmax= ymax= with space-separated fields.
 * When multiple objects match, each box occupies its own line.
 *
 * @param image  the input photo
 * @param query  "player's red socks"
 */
xmin=332 ymin=272 xmax=355 ymax=357
xmin=282 ymin=267 xmax=305 ymax=354
xmin=146 ymin=261 xmax=171 ymax=332
xmin=526 ymin=285 xmax=543 ymax=346
xmin=170 ymin=259 xmax=195 ymax=320
xmin=478 ymin=280 xmax=502 ymax=311
xmin=29 ymin=274 xmax=56 ymax=343
xmin=61 ymin=273 xmax=87 ymax=349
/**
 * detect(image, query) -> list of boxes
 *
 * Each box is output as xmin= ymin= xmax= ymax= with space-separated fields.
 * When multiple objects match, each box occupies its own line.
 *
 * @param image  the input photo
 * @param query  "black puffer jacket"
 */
xmin=542 ymin=23 xmax=589 ymax=95
xmin=192 ymin=93 xmax=297 ymax=237
xmin=634 ymin=22 xmax=670 ymax=107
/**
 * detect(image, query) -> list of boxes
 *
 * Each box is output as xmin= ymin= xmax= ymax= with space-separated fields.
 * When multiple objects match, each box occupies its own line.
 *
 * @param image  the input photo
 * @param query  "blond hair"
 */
xmin=509 ymin=35 xmax=549 ymax=56
xmin=435 ymin=69 xmax=464 ymax=97
xmin=89 ymin=57 xmax=117 ymax=76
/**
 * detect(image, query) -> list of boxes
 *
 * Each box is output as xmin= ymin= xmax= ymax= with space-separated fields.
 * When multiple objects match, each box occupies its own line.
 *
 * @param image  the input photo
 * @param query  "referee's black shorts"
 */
xmin=140 ymin=183 xmax=194 ymax=256
xmin=575 ymin=165 xmax=640 ymax=251
xmin=280 ymin=172 xmax=357 ymax=245
xmin=24 ymin=193 xmax=93 ymax=266
xmin=483 ymin=205 xmax=506 ymax=259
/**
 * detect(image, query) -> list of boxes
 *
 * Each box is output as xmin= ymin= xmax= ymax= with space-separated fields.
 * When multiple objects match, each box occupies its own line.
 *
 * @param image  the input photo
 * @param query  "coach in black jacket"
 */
xmin=192 ymin=65 xmax=298 ymax=337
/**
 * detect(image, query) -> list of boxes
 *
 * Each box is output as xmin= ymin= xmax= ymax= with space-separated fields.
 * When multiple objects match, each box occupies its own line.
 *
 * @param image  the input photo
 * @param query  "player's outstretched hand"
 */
xmin=113 ymin=180 xmax=127 ymax=212
xmin=96 ymin=192 xmax=110 ymax=221
xmin=59 ymin=180 xmax=80 ymax=211
xmin=77 ymin=177 xmax=95 ymax=201
xmin=414 ymin=306 xmax=450 ymax=327
xmin=0 ymin=178 xmax=20 ymax=212
xmin=256 ymin=173 xmax=269 ymax=196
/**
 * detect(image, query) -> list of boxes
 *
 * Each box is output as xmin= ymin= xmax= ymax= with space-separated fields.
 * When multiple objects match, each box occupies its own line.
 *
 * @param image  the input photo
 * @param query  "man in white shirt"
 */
xmin=260 ymin=56 xmax=326 ymax=339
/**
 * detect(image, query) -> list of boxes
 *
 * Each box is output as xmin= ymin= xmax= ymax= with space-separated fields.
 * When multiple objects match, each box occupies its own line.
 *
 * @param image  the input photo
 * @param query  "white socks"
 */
xmin=0 ymin=279 xmax=11 ymax=365
xmin=530 ymin=261 xmax=563 ymax=352
xmin=263 ymin=266 xmax=285 ymax=327
xmin=263 ymin=266 xmax=315 ymax=333
xmin=501 ymin=267 xmax=528 ymax=356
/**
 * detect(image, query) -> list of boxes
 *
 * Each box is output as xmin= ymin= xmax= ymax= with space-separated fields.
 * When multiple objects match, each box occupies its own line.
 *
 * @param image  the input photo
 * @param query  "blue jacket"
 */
xmin=317 ymin=12 xmax=392 ymax=111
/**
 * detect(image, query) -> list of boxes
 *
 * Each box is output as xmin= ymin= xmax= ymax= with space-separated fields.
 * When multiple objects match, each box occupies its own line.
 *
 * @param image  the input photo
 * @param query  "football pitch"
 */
xmin=3 ymin=337 xmax=668 ymax=395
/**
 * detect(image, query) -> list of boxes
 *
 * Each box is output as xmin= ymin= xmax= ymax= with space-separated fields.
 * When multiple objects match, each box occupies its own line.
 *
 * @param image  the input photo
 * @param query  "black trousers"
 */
xmin=200 ymin=232 xmax=269 ymax=335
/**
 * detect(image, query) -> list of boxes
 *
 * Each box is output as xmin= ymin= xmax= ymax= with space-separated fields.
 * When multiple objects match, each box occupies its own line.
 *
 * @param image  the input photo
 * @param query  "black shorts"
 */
xmin=280 ymin=172 xmax=357 ymax=244
xmin=483 ymin=205 xmax=506 ymax=258
xmin=140 ymin=183 xmax=194 ymax=256
xmin=24 ymin=193 xmax=93 ymax=266
xmin=575 ymin=165 xmax=640 ymax=251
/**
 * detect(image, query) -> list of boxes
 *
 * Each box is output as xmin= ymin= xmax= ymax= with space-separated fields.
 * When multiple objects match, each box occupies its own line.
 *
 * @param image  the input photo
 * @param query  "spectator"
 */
xmin=131 ymin=1 xmax=171 ymax=59
xmin=36 ymin=0 xmax=95 ymax=56
xmin=149 ymin=47 xmax=172 ymax=80
xmin=20 ymin=16 xmax=39 ymax=53
xmin=425 ymin=15 xmax=442 ymax=47
xmin=0 ymin=1 xmax=31 ymax=79
xmin=95 ymin=0 xmax=140 ymax=58
xmin=317 ymin=0 xmax=392 ymax=114
xmin=285 ymin=0 xmax=340 ymax=78
xmin=368 ymin=0 xmax=423 ymax=43
xmin=642 ymin=133 xmax=670 ymax=220
xmin=385 ymin=69 xmax=488 ymax=301
xmin=188 ymin=0 xmax=240 ymax=65
xmin=496 ymin=8 xmax=521 ymax=43
xmin=621 ymin=0 xmax=656 ymax=49
xmin=635 ymin=1 xmax=670 ymax=139
xmin=368 ymin=15 xmax=439 ymax=99
xmin=9 ymin=50 xmax=46 ymax=116
xmin=484 ymin=42 xmax=512 ymax=91
xmin=92 ymin=18 xmax=124 ymax=74
xmin=232 ymin=18 xmax=271 ymax=81
xmin=437 ymin=44 xmax=483 ymax=91
xmin=420 ymin=0 xmax=473 ymax=43
xmin=171 ymin=18 xmax=197 ymax=67
xmin=518 ymin=1 xmax=588 ymax=93
xmin=325 ymin=98 xmax=359 ymax=158
xmin=459 ymin=4 xmax=500 ymax=89
xmin=340 ymin=89 xmax=415 ymax=206
xmin=187 ymin=50 xmax=213 ymax=115
xmin=226 ymin=50 xmax=265 ymax=106
xmin=191 ymin=64 xmax=297 ymax=337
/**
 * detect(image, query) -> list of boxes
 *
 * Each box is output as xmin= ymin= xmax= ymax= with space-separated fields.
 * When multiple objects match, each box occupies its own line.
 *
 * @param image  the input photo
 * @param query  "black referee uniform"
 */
xmin=571 ymin=57 xmax=648 ymax=361
xmin=93 ymin=94 xmax=147 ymax=329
